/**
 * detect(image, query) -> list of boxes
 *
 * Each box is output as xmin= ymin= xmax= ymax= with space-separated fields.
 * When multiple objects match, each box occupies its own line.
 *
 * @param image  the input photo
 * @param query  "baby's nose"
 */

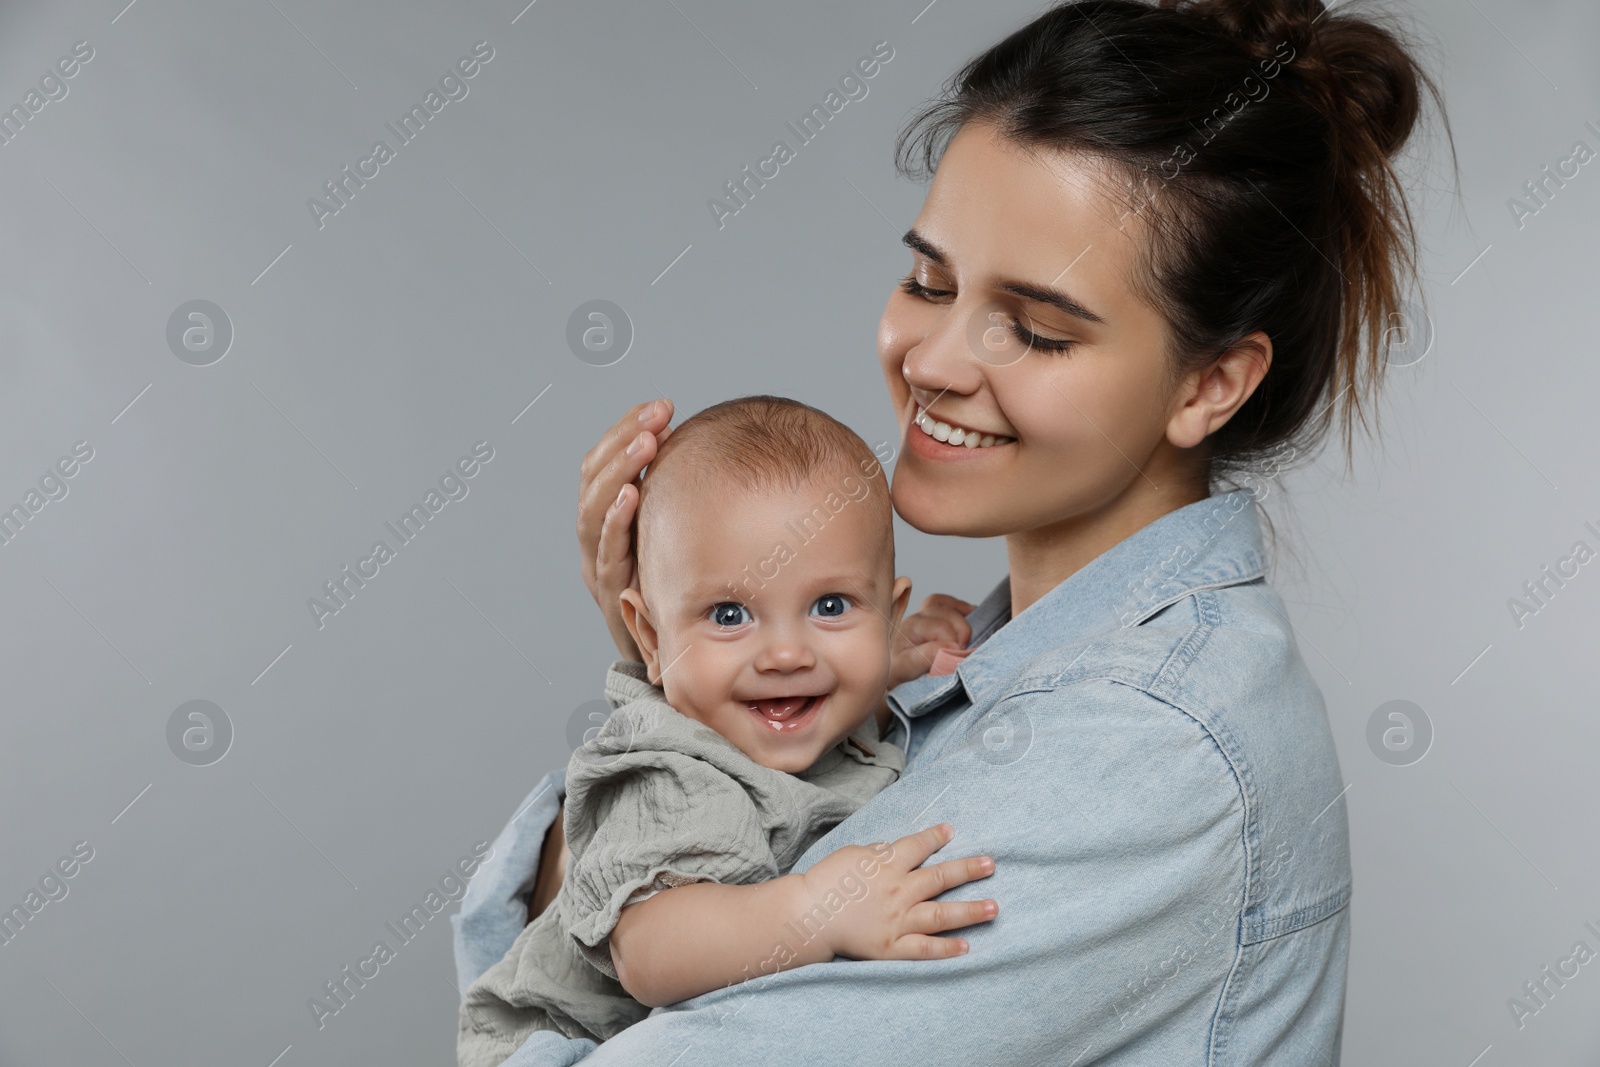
xmin=755 ymin=629 xmax=817 ymax=672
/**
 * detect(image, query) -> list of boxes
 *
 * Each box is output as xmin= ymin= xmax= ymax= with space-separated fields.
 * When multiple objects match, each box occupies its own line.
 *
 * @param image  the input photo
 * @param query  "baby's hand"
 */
xmin=800 ymin=823 xmax=996 ymax=962
xmin=890 ymin=594 xmax=974 ymax=688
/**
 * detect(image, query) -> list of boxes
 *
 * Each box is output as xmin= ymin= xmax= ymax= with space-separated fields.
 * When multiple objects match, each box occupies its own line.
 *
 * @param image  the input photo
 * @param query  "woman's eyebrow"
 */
xmin=902 ymin=228 xmax=948 ymax=265
xmin=902 ymin=228 xmax=1107 ymax=325
xmin=997 ymin=280 xmax=1106 ymax=326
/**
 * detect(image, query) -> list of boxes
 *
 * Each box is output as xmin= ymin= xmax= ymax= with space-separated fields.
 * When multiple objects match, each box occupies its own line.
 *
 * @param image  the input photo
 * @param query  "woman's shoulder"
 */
xmin=1012 ymin=574 xmax=1329 ymax=745
xmin=997 ymin=577 xmax=1351 ymax=937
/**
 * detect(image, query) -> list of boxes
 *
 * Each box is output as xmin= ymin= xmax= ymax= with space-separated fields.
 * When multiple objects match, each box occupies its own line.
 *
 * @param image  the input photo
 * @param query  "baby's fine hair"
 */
xmin=634 ymin=395 xmax=894 ymax=569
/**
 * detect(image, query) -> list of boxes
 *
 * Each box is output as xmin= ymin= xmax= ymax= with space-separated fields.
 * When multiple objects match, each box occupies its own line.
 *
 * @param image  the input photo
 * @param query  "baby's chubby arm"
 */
xmin=608 ymin=823 xmax=997 ymax=1008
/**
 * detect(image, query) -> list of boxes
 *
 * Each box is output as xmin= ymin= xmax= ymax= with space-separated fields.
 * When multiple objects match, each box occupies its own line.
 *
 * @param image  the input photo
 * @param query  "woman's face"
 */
xmin=878 ymin=120 xmax=1207 ymax=540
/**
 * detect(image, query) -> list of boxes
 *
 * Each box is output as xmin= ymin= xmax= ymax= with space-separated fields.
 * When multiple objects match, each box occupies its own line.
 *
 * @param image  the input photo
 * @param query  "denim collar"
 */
xmin=888 ymin=489 xmax=1268 ymax=719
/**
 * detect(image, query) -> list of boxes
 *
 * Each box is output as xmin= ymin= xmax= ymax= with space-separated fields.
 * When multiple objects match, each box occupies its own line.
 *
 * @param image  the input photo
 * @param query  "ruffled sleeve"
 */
xmin=561 ymin=716 xmax=782 ymax=980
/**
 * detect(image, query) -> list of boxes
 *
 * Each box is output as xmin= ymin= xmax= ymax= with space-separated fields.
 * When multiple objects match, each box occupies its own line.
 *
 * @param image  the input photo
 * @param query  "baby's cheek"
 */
xmin=839 ymin=631 xmax=890 ymax=689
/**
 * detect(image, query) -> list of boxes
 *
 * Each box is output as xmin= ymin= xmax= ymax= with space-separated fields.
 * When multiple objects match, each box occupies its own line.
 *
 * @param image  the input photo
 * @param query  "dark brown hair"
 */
xmin=895 ymin=0 xmax=1454 ymax=487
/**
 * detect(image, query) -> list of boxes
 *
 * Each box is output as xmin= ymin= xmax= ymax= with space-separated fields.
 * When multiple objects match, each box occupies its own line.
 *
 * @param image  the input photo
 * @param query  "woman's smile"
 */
xmin=912 ymin=404 xmax=1016 ymax=449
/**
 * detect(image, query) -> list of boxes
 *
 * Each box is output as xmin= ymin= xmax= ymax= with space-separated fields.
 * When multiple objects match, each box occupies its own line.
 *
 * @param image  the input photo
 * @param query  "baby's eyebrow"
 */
xmin=684 ymin=575 xmax=883 ymax=602
xmin=825 ymin=575 xmax=883 ymax=593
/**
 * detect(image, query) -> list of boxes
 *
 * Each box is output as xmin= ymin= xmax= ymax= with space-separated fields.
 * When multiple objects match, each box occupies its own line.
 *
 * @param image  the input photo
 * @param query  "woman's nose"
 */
xmin=901 ymin=299 xmax=990 ymax=398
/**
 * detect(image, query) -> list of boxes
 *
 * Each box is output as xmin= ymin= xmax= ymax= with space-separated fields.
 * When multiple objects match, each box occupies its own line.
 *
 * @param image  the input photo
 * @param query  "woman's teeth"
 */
xmin=913 ymin=407 xmax=1013 ymax=449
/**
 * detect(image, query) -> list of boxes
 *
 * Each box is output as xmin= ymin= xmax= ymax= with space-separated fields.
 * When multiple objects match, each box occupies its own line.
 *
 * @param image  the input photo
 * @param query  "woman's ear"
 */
xmin=618 ymin=588 xmax=663 ymax=683
xmin=1166 ymin=331 xmax=1273 ymax=449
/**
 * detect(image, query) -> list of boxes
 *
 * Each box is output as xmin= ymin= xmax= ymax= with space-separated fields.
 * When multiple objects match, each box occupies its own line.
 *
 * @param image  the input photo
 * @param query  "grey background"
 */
xmin=0 ymin=0 xmax=1595 ymax=1063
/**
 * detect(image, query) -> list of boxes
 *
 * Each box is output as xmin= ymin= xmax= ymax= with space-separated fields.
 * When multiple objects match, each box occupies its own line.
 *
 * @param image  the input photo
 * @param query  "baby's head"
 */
xmin=619 ymin=396 xmax=912 ymax=774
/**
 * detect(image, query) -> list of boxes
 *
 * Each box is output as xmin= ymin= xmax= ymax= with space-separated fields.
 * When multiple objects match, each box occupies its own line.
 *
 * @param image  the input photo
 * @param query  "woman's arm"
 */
xmin=514 ymin=680 xmax=1303 ymax=1067
xmin=452 ymin=769 xmax=568 ymax=992
xmin=526 ymin=800 xmax=569 ymax=920
xmin=608 ymin=825 xmax=996 ymax=1008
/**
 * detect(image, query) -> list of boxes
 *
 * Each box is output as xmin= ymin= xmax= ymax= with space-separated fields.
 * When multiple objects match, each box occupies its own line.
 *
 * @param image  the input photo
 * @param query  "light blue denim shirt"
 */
xmin=452 ymin=489 xmax=1352 ymax=1065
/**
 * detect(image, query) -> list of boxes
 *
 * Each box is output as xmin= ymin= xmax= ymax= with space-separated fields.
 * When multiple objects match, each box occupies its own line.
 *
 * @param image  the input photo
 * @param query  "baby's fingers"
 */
xmin=885 ymin=933 xmax=972 ymax=961
xmin=882 ymin=823 xmax=957 ymax=873
xmin=909 ymin=852 xmax=996 ymax=900
xmin=907 ymin=895 xmax=999 ymax=938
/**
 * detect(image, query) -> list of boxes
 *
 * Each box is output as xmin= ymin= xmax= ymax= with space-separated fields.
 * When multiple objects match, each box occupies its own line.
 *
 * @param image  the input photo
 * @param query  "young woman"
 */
xmin=454 ymin=0 xmax=1447 ymax=1061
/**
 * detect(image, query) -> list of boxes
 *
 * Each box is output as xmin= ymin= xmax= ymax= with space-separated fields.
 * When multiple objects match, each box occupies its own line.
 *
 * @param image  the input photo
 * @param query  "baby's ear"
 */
xmin=888 ymin=575 xmax=913 ymax=628
xmin=618 ymin=588 xmax=663 ymax=682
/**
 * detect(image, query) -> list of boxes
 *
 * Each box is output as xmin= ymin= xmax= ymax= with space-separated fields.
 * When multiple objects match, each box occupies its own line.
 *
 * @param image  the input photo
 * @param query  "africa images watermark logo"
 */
xmin=307 ymin=41 xmax=495 ymax=231
xmin=706 ymin=41 xmax=895 ymax=231
xmin=307 ymin=441 xmax=495 ymax=629
xmin=0 ymin=39 xmax=94 ymax=149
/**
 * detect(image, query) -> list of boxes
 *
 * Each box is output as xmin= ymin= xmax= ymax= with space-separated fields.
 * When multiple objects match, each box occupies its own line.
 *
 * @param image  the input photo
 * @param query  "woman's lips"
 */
xmin=906 ymin=414 xmax=1015 ymax=461
xmin=746 ymin=694 xmax=825 ymax=732
xmin=912 ymin=405 xmax=1014 ymax=449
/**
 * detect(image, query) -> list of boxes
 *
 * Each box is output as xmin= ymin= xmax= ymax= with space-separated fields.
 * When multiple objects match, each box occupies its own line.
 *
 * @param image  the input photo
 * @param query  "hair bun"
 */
xmin=1165 ymin=0 xmax=1326 ymax=59
xmin=1168 ymin=0 xmax=1424 ymax=158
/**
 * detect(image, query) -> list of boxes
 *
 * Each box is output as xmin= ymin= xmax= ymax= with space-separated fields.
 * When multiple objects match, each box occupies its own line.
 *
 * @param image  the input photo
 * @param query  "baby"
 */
xmin=457 ymin=395 xmax=997 ymax=1066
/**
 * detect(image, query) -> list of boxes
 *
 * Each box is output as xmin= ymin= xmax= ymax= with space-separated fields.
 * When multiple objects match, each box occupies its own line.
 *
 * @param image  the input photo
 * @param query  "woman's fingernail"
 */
xmin=637 ymin=401 xmax=658 ymax=423
xmin=625 ymin=433 xmax=644 ymax=457
xmin=612 ymin=486 xmax=627 ymax=510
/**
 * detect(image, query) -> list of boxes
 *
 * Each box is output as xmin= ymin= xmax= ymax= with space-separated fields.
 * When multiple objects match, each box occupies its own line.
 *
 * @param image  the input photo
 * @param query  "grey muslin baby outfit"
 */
xmin=456 ymin=661 xmax=904 ymax=1066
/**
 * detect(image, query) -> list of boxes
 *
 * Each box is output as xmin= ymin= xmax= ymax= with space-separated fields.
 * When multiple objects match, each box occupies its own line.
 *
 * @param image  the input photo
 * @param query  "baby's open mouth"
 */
xmin=745 ymin=695 xmax=826 ymax=731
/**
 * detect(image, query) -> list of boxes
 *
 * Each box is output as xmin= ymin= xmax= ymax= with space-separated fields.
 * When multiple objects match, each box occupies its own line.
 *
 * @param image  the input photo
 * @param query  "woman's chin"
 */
xmin=890 ymin=478 xmax=1007 ymax=537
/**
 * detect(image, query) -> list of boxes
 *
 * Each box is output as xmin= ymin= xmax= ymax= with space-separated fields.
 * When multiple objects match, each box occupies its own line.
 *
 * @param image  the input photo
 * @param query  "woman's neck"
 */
xmin=1004 ymin=474 xmax=1209 ymax=618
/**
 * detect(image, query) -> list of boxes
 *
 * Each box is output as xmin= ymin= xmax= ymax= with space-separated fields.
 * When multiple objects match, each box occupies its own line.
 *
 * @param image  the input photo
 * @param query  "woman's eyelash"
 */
xmin=898 ymin=274 xmax=1076 ymax=354
xmin=899 ymin=276 xmax=949 ymax=299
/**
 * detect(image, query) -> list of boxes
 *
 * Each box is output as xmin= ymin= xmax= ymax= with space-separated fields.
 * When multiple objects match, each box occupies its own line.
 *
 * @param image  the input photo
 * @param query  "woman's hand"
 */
xmin=577 ymin=399 xmax=674 ymax=661
xmin=801 ymin=823 xmax=997 ymax=962
xmin=889 ymin=594 xmax=975 ymax=689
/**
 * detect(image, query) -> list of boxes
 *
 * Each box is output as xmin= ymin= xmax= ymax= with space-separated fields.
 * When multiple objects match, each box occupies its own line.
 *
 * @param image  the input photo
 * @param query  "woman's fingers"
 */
xmin=578 ymin=400 xmax=672 ymax=576
xmin=578 ymin=398 xmax=674 ymax=485
xmin=593 ymin=483 xmax=644 ymax=659
xmin=577 ymin=427 xmax=657 ymax=554
xmin=577 ymin=401 xmax=673 ymax=545
xmin=594 ymin=483 xmax=639 ymax=585
xmin=577 ymin=399 xmax=673 ymax=658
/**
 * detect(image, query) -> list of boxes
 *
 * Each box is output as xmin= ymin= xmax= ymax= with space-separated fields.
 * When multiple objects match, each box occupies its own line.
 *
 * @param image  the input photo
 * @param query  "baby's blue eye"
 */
xmin=710 ymin=602 xmax=752 ymax=628
xmin=810 ymin=594 xmax=850 ymax=618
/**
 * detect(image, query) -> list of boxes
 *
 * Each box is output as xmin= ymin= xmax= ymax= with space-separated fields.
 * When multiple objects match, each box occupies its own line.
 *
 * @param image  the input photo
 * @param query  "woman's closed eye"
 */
xmin=898 ymin=273 xmax=1077 ymax=354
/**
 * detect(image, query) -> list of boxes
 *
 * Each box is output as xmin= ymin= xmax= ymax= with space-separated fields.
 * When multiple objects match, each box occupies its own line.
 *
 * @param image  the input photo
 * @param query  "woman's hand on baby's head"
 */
xmin=889 ymin=594 xmax=975 ymax=689
xmin=577 ymin=399 xmax=675 ymax=661
xmin=799 ymin=823 xmax=996 ymax=963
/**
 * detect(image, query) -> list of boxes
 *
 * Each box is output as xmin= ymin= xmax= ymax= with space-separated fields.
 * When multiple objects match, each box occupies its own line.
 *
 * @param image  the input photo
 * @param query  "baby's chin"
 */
xmin=744 ymin=723 xmax=870 ymax=776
